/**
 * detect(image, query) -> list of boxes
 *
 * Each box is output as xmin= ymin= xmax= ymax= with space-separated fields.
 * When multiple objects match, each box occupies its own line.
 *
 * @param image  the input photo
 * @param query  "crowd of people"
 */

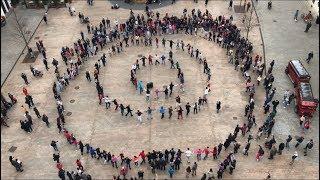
xmin=1 ymin=93 xmax=17 ymax=127
xmin=87 ymin=36 xmax=213 ymax=124
xmin=45 ymin=6 xmax=253 ymax=179
xmin=52 ymin=6 xmax=253 ymax=179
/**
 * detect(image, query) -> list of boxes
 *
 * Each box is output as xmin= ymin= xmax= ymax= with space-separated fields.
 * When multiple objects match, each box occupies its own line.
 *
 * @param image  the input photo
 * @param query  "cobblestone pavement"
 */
xmin=1 ymin=0 xmax=319 ymax=179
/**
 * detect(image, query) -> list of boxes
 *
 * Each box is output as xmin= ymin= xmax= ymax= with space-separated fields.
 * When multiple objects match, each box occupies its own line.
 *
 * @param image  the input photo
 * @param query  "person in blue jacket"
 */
xmin=159 ymin=106 xmax=166 ymax=119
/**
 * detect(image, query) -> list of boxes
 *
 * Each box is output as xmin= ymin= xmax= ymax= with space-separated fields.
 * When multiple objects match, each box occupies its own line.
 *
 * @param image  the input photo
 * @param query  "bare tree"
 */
xmin=10 ymin=8 xmax=31 ymax=53
xmin=243 ymin=6 xmax=254 ymax=40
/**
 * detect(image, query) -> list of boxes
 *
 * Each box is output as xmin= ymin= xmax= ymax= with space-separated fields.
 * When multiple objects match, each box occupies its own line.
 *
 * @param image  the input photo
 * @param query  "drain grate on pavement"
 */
xmin=34 ymin=36 xmax=40 ymax=40
xmin=70 ymin=99 xmax=75 ymax=103
xmin=8 ymin=146 xmax=17 ymax=152
xmin=75 ymin=86 xmax=80 ymax=90
xmin=22 ymin=51 xmax=40 ymax=63
xmin=234 ymin=5 xmax=246 ymax=13
xmin=66 ymin=112 xmax=72 ymax=116
xmin=233 ymin=117 xmax=238 ymax=120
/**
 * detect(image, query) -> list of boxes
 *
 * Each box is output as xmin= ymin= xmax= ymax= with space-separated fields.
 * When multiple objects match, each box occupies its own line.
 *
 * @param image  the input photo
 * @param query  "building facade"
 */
xmin=1 ymin=0 xmax=12 ymax=17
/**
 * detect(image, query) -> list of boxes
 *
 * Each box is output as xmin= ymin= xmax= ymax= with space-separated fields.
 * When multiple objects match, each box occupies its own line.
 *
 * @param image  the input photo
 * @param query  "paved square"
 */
xmin=1 ymin=0 xmax=319 ymax=179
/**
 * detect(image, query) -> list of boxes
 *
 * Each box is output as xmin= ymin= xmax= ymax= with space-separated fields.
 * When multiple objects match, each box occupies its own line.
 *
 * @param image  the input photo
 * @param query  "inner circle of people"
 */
xmin=1 ymin=1 xmax=315 ymax=180
xmin=88 ymin=37 xmax=212 ymax=125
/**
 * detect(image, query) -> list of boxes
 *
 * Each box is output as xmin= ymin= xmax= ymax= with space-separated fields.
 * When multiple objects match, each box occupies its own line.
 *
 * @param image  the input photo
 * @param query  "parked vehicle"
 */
xmin=294 ymin=82 xmax=318 ymax=117
xmin=285 ymin=60 xmax=311 ymax=87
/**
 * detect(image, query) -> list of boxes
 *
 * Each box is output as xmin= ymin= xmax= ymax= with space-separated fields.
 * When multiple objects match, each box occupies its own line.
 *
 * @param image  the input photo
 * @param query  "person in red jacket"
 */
xmin=177 ymin=106 xmax=183 ymax=119
xmin=8 ymin=93 xmax=17 ymax=104
xmin=212 ymin=146 xmax=217 ymax=159
xmin=148 ymin=55 xmax=153 ymax=65
xmin=56 ymin=162 xmax=63 ymax=170
xmin=241 ymin=123 xmax=247 ymax=136
xmin=71 ymin=134 xmax=78 ymax=146
xmin=64 ymin=130 xmax=72 ymax=144
xmin=22 ymin=87 xmax=28 ymax=96
xmin=139 ymin=150 xmax=146 ymax=164
xmin=76 ymin=159 xmax=83 ymax=170
xmin=133 ymin=156 xmax=139 ymax=166
xmin=120 ymin=166 xmax=128 ymax=179
xmin=203 ymin=147 xmax=210 ymax=160
xmin=195 ymin=149 xmax=202 ymax=161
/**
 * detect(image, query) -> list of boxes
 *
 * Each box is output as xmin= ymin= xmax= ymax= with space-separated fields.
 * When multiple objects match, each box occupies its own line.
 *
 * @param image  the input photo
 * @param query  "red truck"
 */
xmin=285 ymin=60 xmax=318 ymax=117
xmin=294 ymin=82 xmax=318 ymax=117
xmin=285 ymin=60 xmax=311 ymax=87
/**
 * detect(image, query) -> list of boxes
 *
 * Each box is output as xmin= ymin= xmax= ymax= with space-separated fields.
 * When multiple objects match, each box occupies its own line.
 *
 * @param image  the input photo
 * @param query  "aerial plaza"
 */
xmin=0 ymin=0 xmax=319 ymax=179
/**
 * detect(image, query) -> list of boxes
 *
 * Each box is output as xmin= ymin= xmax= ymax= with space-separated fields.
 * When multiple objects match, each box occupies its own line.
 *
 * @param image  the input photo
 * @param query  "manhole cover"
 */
xmin=34 ymin=36 xmax=40 ymax=40
xmin=233 ymin=117 xmax=237 ymax=120
xmin=75 ymin=86 xmax=79 ymax=90
xmin=138 ymin=54 xmax=143 ymax=57
xmin=44 ymin=34 xmax=48 ymax=36
xmin=70 ymin=99 xmax=75 ymax=103
xmin=8 ymin=146 xmax=17 ymax=152
xmin=66 ymin=112 xmax=72 ymax=116
xmin=273 ymin=19 xmax=277 ymax=22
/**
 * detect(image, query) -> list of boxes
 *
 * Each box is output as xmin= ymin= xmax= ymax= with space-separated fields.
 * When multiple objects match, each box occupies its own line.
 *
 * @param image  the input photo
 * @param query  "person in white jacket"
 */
xmin=103 ymin=96 xmax=111 ymax=109
xmin=185 ymin=148 xmax=192 ymax=163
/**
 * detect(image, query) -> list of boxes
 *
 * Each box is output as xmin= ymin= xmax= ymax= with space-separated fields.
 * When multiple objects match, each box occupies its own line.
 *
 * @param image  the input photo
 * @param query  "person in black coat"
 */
xmin=78 ymin=141 xmax=84 ymax=155
xmin=272 ymin=100 xmax=279 ymax=112
xmin=304 ymin=139 xmax=314 ymax=156
xmin=278 ymin=142 xmax=285 ymax=155
xmin=53 ymin=153 xmax=60 ymax=163
xmin=12 ymin=158 xmax=23 ymax=172
xmin=304 ymin=21 xmax=312 ymax=33
xmin=243 ymin=142 xmax=251 ymax=156
xmin=43 ymin=13 xmax=48 ymax=24
xmin=58 ymin=169 xmax=65 ymax=180
xmin=224 ymin=139 xmax=231 ymax=150
xmin=216 ymin=101 xmax=221 ymax=113
xmin=217 ymin=143 xmax=223 ymax=155
xmin=295 ymin=136 xmax=304 ymax=148
xmin=306 ymin=51 xmax=314 ymax=63
xmin=42 ymin=114 xmax=50 ymax=127
xmin=33 ymin=107 xmax=41 ymax=118
xmin=174 ymin=157 xmax=181 ymax=170
xmin=66 ymin=171 xmax=73 ymax=180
